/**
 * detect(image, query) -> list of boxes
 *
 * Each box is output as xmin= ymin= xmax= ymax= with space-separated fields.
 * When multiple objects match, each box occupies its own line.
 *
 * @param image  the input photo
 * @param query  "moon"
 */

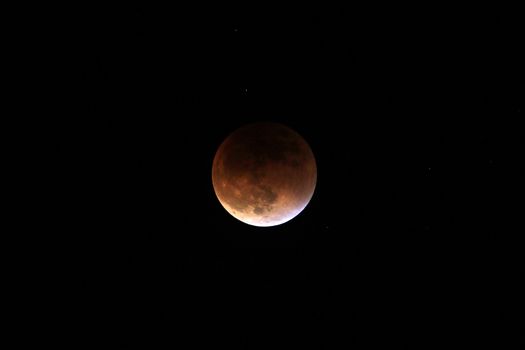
xmin=212 ymin=122 xmax=317 ymax=227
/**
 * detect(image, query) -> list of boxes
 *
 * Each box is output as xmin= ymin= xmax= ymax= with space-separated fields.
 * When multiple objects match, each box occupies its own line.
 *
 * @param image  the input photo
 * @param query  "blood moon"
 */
xmin=212 ymin=122 xmax=317 ymax=227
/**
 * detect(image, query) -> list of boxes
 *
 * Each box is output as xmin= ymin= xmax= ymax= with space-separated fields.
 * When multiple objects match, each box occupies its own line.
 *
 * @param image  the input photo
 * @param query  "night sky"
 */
xmin=62 ymin=4 xmax=523 ymax=348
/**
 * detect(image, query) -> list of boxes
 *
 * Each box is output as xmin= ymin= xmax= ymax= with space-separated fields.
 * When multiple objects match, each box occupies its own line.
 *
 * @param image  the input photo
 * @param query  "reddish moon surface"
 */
xmin=212 ymin=122 xmax=317 ymax=227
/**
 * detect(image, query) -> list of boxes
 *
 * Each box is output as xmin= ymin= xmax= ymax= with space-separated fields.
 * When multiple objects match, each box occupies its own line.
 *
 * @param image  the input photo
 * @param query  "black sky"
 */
xmin=60 ymin=4 xmax=524 ymax=348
